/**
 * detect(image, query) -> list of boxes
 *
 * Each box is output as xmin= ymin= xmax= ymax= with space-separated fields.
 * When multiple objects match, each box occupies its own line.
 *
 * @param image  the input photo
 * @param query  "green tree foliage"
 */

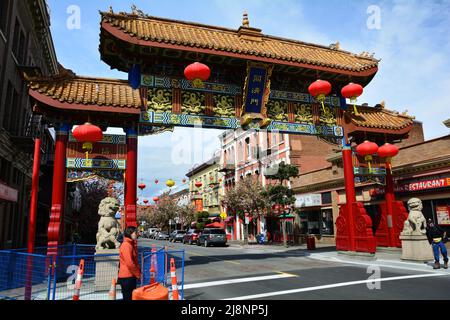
xmin=264 ymin=161 xmax=299 ymax=247
xmin=196 ymin=211 xmax=210 ymax=230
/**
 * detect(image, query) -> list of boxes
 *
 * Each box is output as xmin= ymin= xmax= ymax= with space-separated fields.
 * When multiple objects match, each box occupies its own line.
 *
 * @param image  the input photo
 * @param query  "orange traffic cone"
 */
xmin=73 ymin=259 xmax=85 ymax=301
xmin=150 ymin=245 xmax=157 ymax=284
xmin=108 ymin=278 xmax=117 ymax=300
xmin=170 ymin=258 xmax=179 ymax=300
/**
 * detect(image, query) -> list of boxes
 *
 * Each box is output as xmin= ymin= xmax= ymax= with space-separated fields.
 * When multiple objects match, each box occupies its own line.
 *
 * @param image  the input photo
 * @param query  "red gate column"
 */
xmin=47 ymin=124 xmax=71 ymax=256
xmin=342 ymin=144 xmax=356 ymax=251
xmin=385 ymin=166 xmax=396 ymax=247
xmin=125 ymin=127 xmax=138 ymax=228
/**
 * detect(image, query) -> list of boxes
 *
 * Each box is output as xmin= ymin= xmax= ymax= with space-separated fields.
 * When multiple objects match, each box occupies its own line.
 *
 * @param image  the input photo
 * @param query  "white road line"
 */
xmin=183 ymin=273 xmax=297 ymax=290
xmin=308 ymin=253 xmax=450 ymax=275
xmin=222 ymin=273 xmax=445 ymax=300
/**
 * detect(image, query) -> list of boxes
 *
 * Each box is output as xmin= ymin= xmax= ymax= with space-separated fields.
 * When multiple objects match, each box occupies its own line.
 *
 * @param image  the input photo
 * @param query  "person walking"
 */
xmin=426 ymin=219 xmax=448 ymax=269
xmin=118 ymin=226 xmax=141 ymax=300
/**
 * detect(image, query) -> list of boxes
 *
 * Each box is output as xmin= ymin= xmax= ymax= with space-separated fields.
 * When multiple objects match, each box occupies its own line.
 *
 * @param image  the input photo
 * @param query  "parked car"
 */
xmin=197 ymin=228 xmax=227 ymax=247
xmin=183 ymin=229 xmax=202 ymax=245
xmin=148 ymin=228 xmax=160 ymax=239
xmin=169 ymin=230 xmax=187 ymax=242
xmin=156 ymin=231 xmax=170 ymax=241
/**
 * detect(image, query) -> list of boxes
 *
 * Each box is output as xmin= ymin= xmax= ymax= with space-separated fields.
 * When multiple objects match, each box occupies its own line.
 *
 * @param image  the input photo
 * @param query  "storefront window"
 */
xmin=321 ymin=209 xmax=334 ymax=235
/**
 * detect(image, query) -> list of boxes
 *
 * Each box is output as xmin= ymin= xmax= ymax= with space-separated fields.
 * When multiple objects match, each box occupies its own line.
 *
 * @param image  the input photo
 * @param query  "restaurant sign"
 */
xmin=372 ymin=176 xmax=450 ymax=195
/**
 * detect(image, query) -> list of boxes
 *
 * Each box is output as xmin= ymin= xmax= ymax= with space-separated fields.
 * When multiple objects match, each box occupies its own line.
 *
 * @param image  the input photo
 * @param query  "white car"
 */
xmin=148 ymin=228 xmax=160 ymax=239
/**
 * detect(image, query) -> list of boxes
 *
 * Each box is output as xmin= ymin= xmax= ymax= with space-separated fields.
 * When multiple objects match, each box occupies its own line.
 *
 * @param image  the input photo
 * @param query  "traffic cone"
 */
xmin=150 ymin=245 xmax=157 ymax=284
xmin=73 ymin=259 xmax=85 ymax=301
xmin=108 ymin=278 xmax=117 ymax=300
xmin=170 ymin=258 xmax=179 ymax=300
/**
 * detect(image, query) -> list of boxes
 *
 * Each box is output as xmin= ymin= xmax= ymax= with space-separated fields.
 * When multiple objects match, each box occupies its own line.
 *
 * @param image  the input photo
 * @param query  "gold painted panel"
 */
xmin=319 ymin=105 xmax=337 ymax=125
xmin=213 ymin=95 xmax=235 ymax=118
xmin=267 ymin=100 xmax=288 ymax=121
xmin=182 ymin=91 xmax=206 ymax=115
xmin=147 ymin=88 xmax=172 ymax=112
xmin=294 ymin=103 xmax=313 ymax=123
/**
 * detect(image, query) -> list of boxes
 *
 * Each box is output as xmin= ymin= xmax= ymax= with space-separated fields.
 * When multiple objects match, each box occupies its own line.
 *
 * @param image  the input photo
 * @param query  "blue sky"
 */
xmin=47 ymin=0 xmax=450 ymax=200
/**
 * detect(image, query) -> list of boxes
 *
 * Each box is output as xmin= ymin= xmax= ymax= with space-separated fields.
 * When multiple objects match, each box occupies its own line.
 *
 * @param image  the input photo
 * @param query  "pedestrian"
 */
xmin=425 ymin=219 xmax=448 ymax=269
xmin=118 ymin=226 xmax=141 ymax=300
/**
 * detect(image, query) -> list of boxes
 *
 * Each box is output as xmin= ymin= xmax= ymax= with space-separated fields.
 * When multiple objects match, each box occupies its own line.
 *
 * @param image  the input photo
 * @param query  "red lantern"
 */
xmin=218 ymin=178 xmax=222 ymax=183
xmin=143 ymin=199 xmax=149 ymax=204
xmin=377 ymin=143 xmax=399 ymax=171
xmin=153 ymin=197 xmax=159 ymax=202
xmin=154 ymin=179 xmax=159 ymax=184
xmin=308 ymin=80 xmax=332 ymax=113
xmin=195 ymin=181 xmax=202 ymax=188
xmin=72 ymin=122 xmax=103 ymax=160
xmin=182 ymin=178 xmax=187 ymax=184
xmin=138 ymin=183 xmax=146 ymax=190
xmin=356 ymin=140 xmax=379 ymax=173
xmin=341 ymin=83 xmax=364 ymax=115
xmin=184 ymin=62 xmax=211 ymax=88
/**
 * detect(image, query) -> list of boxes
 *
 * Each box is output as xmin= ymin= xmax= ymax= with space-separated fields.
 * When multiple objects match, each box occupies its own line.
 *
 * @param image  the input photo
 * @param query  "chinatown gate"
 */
xmin=26 ymin=8 xmax=414 ymax=255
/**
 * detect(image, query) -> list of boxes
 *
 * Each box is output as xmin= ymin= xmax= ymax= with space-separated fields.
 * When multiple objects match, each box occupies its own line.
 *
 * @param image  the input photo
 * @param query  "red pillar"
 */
xmin=47 ymin=124 xmax=70 ymax=256
xmin=385 ymin=166 xmax=396 ymax=247
xmin=28 ymin=138 xmax=41 ymax=254
xmin=125 ymin=127 xmax=138 ymax=228
xmin=25 ymin=138 xmax=41 ymax=300
xmin=342 ymin=145 xmax=356 ymax=251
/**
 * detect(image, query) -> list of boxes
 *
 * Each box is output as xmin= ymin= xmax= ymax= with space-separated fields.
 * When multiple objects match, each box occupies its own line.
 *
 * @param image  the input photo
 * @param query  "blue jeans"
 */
xmin=432 ymin=242 xmax=449 ymax=263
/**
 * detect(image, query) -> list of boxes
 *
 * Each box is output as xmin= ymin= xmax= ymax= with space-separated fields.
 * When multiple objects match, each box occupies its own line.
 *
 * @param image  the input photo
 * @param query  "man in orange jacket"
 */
xmin=118 ymin=226 xmax=141 ymax=300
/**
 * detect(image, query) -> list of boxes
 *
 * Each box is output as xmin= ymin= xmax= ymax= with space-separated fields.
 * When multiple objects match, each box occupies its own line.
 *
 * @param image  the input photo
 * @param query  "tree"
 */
xmin=264 ymin=161 xmax=299 ymax=247
xmin=151 ymin=192 xmax=178 ymax=231
xmin=195 ymin=211 xmax=210 ymax=230
xmin=75 ymin=179 xmax=109 ymax=244
xmin=222 ymin=176 xmax=270 ymax=245
xmin=178 ymin=203 xmax=196 ymax=229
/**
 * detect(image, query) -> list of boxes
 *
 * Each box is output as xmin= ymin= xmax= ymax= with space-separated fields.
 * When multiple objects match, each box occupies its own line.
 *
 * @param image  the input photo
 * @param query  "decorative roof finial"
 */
xmin=329 ymin=41 xmax=340 ymax=50
xmin=242 ymin=11 xmax=250 ymax=27
xmin=109 ymin=6 xmax=113 ymax=14
xmin=380 ymin=100 xmax=385 ymax=109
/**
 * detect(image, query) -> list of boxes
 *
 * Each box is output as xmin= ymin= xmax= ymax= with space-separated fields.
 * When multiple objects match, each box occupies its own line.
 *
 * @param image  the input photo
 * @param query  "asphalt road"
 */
xmin=139 ymin=238 xmax=450 ymax=300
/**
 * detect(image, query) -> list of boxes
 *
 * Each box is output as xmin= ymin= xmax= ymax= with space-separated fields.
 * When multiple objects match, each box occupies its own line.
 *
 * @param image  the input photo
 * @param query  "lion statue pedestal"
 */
xmin=94 ymin=197 xmax=122 ymax=291
xmin=399 ymin=198 xmax=433 ymax=261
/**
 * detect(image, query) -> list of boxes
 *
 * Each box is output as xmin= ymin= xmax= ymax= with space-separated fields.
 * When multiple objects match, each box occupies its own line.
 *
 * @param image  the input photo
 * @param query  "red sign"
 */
xmin=373 ymin=177 xmax=450 ymax=195
xmin=0 ymin=182 xmax=18 ymax=202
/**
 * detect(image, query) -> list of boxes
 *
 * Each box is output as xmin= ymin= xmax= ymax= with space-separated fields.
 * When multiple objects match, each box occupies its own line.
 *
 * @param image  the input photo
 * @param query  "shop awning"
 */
xmin=205 ymin=222 xmax=223 ymax=228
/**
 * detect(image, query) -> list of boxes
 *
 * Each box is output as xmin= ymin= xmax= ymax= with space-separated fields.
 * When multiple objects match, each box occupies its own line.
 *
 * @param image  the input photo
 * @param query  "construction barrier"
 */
xmin=0 ymin=244 xmax=184 ymax=300
xmin=132 ymin=283 xmax=168 ymax=300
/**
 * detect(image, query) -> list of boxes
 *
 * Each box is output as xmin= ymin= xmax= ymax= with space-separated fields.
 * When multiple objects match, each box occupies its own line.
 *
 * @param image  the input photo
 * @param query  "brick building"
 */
xmin=0 ymin=0 xmax=58 ymax=249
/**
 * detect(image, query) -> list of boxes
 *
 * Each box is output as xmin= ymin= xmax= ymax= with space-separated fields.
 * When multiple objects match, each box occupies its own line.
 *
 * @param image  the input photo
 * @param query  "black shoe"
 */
xmin=433 ymin=262 xmax=441 ymax=269
xmin=444 ymin=261 xmax=448 ymax=269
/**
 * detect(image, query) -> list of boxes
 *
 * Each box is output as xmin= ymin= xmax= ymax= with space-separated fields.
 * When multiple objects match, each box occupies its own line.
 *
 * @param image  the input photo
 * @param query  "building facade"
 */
xmin=186 ymin=156 xmax=224 ymax=218
xmin=0 ymin=0 xmax=58 ymax=249
xmin=292 ymin=119 xmax=428 ymax=245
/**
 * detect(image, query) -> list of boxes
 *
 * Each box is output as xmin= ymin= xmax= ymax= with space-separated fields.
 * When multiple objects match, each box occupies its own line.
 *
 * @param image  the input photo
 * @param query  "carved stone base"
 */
xmin=399 ymin=234 xmax=434 ymax=261
xmin=94 ymin=249 xmax=120 ymax=292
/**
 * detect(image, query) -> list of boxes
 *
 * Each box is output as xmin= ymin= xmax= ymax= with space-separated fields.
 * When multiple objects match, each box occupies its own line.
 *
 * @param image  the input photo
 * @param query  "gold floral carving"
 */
xmin=319 ymin=106 xmax=337 ymax=125
xmin=267 ymin=100 xmax=288 ymax=121
xmin=182 ymin=92 xmax=206 ymax=115
xmin=147 ymin=88 xmax=172 ymax=112
xmin=295 ymin=104 xmax=313 ymax=123
xmin=213 ymin=95 xmax=235 ymax=117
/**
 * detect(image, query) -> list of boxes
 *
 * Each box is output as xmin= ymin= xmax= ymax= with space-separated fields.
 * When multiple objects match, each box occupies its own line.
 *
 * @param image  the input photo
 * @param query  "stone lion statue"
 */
xmin=96 ymin=197 xmax=121 ymax=250
xmin=401 ymin=198 xmax=427 ymax=235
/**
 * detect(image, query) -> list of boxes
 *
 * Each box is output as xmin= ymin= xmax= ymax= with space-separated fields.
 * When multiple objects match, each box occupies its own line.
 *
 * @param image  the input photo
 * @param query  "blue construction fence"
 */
xmin=0 ymin=244 xmax=185 ymax=300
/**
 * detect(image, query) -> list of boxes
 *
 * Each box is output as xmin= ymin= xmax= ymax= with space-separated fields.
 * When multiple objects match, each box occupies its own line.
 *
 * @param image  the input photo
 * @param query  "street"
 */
xmin=139 ymin=239 xmax=450 ymax=300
